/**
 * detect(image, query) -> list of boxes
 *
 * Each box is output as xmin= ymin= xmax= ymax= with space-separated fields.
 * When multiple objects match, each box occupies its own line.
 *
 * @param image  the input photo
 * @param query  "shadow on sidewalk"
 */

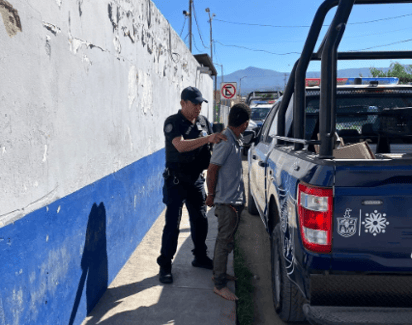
xmin=81 ymin=209 xmax=234 ymax=325
xmin=81 ymin=275 xmax=161 ymax=325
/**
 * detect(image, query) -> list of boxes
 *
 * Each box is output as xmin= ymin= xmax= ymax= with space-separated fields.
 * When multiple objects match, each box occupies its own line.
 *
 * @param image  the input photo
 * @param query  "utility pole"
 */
xmin=183 ymin=0 xmax=193 ymax=52
xmin=239 ymin=76 xmax=247 ymax=101
xmin=205 ymin=8 xmax=215 ymax=61
xmin=189 ymin=0 xmax=193 ymax=52
xmin=206 ymin=8 xmax=216 ymax=121
xmin=214 ymin=72 xmax=218 ymax=122
xmin=214 ymin=62 xmax=224 ymax=123
xmin=215 ymin=63 xmax=224 ymax=85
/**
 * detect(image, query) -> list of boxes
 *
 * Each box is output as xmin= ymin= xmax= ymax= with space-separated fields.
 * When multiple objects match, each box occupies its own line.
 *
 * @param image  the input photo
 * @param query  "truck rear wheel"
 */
xmin=271 ymin=224 xmax=306 ymax=322
xmin=247 ymin=176 xmax=258 ymax=215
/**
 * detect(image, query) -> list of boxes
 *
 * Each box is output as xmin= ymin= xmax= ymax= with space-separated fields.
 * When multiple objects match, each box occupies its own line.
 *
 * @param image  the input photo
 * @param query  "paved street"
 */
xmin=237 ymin=158 xmax=309 ymax=325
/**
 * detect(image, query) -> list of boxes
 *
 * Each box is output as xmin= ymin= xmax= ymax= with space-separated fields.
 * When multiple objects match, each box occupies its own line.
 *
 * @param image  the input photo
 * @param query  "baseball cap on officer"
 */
xmin=181 ymin=86 xmax=208 ymax=104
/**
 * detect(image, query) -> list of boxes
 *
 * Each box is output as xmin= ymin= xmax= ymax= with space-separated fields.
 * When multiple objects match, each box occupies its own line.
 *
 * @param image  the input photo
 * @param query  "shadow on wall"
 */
xmin=69 ymin=203 xmax=108 ymax=325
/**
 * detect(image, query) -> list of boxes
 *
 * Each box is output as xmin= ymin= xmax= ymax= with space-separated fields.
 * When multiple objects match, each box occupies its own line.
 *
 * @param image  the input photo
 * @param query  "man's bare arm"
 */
xmin=205 ymin=163 xmax=221 ymax=207
xmin=172 ymin=133 xmax=227 ymax=153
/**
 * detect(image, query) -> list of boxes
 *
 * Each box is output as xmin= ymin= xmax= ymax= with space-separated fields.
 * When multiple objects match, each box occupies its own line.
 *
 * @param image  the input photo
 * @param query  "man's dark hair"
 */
xmin=228 ymin=103 xmax=251 ymax=127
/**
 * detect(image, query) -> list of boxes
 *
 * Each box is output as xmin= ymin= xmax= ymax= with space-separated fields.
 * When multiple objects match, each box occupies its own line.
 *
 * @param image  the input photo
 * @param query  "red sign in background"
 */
xmin=221 ymin=83 xmax=237 ymax=99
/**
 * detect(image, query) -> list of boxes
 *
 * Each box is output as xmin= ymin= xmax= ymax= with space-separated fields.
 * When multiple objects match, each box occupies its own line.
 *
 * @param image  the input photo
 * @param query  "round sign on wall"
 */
xmin=220 ymin=82 xmax=237 ymax=99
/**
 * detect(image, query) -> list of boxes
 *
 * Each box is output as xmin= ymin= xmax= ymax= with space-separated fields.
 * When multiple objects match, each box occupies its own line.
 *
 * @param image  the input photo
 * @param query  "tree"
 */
xmin=370 ymin=62 xmax=412 ymax=84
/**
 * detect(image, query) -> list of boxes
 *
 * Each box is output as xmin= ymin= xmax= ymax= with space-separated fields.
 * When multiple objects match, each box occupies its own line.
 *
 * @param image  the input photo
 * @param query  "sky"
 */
xmin=152 ymin=0 xmax=412 ymax=76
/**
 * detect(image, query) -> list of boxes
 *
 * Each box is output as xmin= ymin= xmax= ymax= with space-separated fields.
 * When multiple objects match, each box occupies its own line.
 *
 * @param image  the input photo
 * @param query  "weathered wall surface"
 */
xmin=0 ymin=0 xmax=214 ymax=324
xmin=0 ymin=0 xmax=214 ymax=224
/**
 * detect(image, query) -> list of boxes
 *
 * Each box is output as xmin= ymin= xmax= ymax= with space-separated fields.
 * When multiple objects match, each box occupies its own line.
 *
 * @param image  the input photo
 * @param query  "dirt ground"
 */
xmin=237 ymin=158 xmax=309 ymax=325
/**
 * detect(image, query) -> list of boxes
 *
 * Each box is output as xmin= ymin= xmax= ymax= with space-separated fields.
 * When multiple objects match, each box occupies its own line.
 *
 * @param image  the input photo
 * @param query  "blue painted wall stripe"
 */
xmin=0 ymin=149 xmax=165 ymax=325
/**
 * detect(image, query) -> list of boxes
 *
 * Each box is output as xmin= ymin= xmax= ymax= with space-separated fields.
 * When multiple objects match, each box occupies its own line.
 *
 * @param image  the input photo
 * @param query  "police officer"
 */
xmin=157 ymin=86 xmax=227 ymax=284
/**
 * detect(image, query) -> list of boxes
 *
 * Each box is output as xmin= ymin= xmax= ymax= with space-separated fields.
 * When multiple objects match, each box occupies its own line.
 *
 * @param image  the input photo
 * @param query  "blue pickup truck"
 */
xmin=246 ymin=1 xmax=412 ymax=324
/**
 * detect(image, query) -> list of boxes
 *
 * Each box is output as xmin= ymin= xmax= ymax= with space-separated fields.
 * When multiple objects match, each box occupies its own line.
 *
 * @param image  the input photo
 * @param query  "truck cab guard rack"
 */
xmin=277 ymin=0 xmax=412 ymax=158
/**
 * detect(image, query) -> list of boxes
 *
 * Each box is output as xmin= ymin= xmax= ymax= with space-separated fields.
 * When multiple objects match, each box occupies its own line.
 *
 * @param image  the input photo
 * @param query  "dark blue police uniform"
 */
xmin=157 ymin=110 xmax=213 ymax=271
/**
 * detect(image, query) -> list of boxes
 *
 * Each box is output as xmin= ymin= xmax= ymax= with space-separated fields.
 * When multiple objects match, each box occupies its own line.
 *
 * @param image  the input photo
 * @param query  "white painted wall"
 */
xmin=0 ymin=0 xmax=214 ymax=226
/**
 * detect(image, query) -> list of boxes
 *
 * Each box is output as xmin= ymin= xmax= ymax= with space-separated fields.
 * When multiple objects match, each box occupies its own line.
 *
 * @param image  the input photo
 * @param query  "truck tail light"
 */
xmin=297 ymin=183 xmax=333 ymax=253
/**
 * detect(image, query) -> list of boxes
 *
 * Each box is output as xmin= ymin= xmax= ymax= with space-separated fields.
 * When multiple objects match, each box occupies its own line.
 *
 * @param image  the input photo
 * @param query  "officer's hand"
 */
xmin=208 ymin=132 xmax=227 ymax=144
xmin=205 ymin=194 xmax=215 ymax=207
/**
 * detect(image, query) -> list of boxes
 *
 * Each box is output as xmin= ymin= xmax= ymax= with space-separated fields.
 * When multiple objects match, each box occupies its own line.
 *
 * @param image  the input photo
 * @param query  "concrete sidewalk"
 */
xmin=81 ymin=206 xmax=236 ymax=325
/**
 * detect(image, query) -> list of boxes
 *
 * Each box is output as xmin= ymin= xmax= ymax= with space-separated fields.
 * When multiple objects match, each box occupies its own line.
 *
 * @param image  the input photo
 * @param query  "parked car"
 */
xmin=246 ymin=90 xmax=282 ymax=107
xmin=251 ymin=105 xmax=272 ymax=127
xmin=243 ymin=92 xmax=279 ymax=155
xmin=243 ymin=103 xmax=273 ymax=155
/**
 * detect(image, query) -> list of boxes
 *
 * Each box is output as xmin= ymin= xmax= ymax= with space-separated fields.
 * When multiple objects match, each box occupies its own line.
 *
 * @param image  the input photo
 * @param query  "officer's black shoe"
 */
xmin=159 ymin=267 xmax=173 ymax=284
xmin=192 ymin=255 xmax=213 ymax=270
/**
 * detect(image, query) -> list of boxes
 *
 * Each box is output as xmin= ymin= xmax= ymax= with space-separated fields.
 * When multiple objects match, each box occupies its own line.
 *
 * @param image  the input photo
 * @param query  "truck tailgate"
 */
xmin=332 ymin=164 xmax=412 ymax=272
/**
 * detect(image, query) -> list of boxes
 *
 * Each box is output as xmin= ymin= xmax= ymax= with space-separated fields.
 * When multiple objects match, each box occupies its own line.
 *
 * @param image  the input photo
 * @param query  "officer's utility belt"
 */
xmin=163 ymin=168 xmax=179 ymax=185
xmin=163 ymin=167 xmax=199 ymax=184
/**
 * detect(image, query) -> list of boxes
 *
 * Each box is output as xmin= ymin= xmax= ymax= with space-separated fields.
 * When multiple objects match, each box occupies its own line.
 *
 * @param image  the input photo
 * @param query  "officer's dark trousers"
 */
xmin=158 ymin=173 xmax=208 ymax=268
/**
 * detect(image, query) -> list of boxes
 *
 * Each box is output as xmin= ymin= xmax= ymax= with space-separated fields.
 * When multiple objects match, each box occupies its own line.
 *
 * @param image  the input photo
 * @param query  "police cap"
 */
xmin=181 ymin=86 xmax=208 ymax=104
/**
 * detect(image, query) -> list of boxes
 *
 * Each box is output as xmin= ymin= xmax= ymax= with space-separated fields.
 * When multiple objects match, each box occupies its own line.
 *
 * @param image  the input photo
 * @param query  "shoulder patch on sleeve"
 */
xmin=164 ymin=123 xmax=173 ymax=133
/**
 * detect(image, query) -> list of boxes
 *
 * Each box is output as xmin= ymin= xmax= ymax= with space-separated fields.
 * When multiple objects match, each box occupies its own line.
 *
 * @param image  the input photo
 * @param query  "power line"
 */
xmin=214 ymin=12 xmax=412 ymax=28
xmin=211 ymin=13 xmax=412 ymax=68
xmin=355 ymin=38 xmax=412 ymax=51
xmin=193 ymin=35 xmax=203 ymax=53
xmin=247 ymin=26 xmax=412 ymax=45
xmin=214 ymin=40 xmax=300 ymax=55
xmin=183 ymin=33 xmax=189 ymax=42
xmin=215 ymin=18 xmax=310 ymax=28
xmin=350 ymin=12 xmax=412 ymax=25
xmin=345 ymin=26 xmax=412 ymax=39
xmin=209 ymin=12 xmax=412 ymax=72
xmin=192 ymin=1 xmax=209 ymax=49
xmin=179 ymin=16 xmax=187 ymax=37
xmin=215 ymin=38 xmax=412 ymax=56
xmin=168 ymin=25 xmax=181 ymax=64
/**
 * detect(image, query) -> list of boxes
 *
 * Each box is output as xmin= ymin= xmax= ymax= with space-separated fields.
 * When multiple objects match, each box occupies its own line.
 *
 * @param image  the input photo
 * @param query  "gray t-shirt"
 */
xmin=210 ymin=128 xmax=245 ymax=205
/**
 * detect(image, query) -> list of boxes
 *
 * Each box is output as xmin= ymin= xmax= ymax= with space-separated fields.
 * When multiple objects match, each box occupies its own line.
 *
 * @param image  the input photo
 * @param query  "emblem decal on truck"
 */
xmin=362 ymin=210 xmax=389 ymax=236
xmin=337 ymin=208 xmax=358 ymax=238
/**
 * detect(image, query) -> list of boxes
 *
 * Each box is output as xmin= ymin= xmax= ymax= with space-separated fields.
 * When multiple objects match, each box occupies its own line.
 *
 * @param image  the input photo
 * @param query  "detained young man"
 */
xmin=205 ymin=103 xmax=251 ymax=301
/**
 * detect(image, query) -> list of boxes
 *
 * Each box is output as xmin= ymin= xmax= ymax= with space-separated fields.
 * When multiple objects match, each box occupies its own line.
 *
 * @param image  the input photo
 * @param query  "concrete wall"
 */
xmin=0 ymin=0 xmax=214 ymax=324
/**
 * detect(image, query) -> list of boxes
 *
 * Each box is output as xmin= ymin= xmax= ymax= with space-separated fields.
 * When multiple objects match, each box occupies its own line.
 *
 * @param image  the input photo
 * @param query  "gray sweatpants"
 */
xmin=213 ymin=203 xmax=243 ymax=289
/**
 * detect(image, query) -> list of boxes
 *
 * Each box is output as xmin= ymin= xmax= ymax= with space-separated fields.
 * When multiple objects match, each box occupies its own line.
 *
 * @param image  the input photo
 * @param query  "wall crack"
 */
xmin=0 ymin=185 xmax=59 ymax=228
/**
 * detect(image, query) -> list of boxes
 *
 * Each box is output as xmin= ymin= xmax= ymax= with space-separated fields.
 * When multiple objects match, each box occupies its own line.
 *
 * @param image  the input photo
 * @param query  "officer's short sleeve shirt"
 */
xmin=164 ymin=115 xmax=182 ymax=144
xmin=164 ymin=110 xmax=212 ymax=170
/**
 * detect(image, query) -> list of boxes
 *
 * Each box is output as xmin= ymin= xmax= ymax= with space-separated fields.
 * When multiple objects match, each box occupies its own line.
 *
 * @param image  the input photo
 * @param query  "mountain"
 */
xmin=220 ymin=66 xmax=389 ymax=96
